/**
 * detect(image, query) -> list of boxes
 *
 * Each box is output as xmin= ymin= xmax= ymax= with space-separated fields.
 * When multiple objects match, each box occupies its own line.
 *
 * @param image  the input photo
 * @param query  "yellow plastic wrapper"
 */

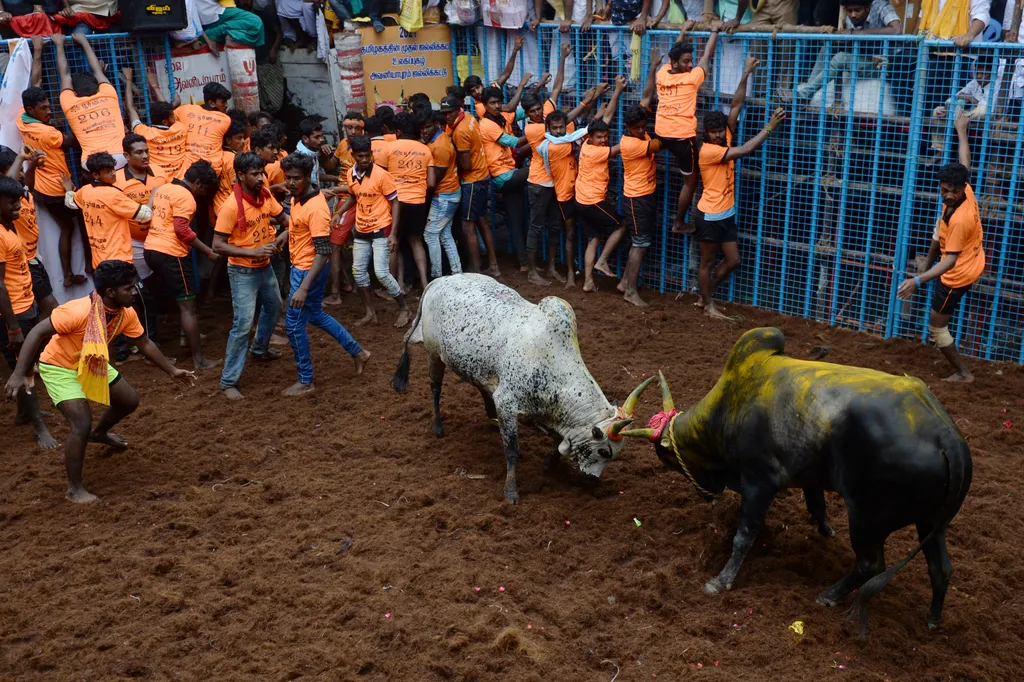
xmin=789 ymin=620 xmax=804 ymax=635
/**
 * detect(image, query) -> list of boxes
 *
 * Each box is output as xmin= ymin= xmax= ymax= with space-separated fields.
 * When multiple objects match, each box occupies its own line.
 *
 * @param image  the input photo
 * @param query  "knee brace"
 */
xmin=929 ymin=325 xmax=955 ymax=348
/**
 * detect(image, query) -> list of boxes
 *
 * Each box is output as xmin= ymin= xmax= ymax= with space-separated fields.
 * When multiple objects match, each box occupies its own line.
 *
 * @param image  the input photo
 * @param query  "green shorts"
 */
xmin=38 ymin=362 xmax=120 ymax=405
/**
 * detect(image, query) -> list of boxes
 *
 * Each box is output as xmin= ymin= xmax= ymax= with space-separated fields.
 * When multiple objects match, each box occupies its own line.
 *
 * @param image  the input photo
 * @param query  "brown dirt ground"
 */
xmin=2 ymin=263 xmax=1024 ymax=682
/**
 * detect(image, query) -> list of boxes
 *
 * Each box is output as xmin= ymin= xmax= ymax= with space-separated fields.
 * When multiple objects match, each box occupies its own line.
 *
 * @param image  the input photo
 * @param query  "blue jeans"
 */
xmin=220 ymin=264 xmax=283 ymax=390
xmin=424 ymin=191 xmax=462 ymax=278
xmin=286 ymin=266 xmax=363 ymax=384
xmin=352 ymin=236 xmax=401 ymax=296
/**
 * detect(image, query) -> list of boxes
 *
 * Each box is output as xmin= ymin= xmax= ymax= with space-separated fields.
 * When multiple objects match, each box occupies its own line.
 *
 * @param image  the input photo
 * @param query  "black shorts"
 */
xmin=931 ymin=281 xmax=971 ymax=316
xmin=623 ymin=193 xmax=657 ymax=249
xmin=28 ymin=258 xmax=53 ymax=301
xmin=661 ymin=137 xmax=696 ymax=175
xmin=460 ymin=179 xmax=490 ymax=222
xmin=2 ymin=302 xmax=38 ymax=370
xmin=696 ymin=214 xmax=738 ymax=243
xmin=144 ymin=249 xmax=196 ymax=302
xmin=575 ymin=199 xmax=622 ymax=241
xmin=398 ymin=201 xmax=428 ymax=239
xmin=557 ymin=199 xmax=575 ymax=223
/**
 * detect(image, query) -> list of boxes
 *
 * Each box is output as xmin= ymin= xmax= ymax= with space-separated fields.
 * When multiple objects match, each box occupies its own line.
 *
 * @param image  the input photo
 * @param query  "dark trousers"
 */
xmin=498 ymin=168 xmax=529 ymax=266
xmin=526 ymin=182 xmax=562 ymax=254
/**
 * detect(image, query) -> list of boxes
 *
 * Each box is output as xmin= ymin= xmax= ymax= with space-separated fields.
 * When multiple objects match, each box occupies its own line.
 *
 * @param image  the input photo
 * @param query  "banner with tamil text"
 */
xmin=360 ymin=24 xmax=452 ymax=109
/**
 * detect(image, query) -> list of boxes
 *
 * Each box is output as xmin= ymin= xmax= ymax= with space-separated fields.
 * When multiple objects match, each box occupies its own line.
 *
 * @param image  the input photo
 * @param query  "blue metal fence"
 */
xmin=452 ymin=24 xmax=1024 ymax=363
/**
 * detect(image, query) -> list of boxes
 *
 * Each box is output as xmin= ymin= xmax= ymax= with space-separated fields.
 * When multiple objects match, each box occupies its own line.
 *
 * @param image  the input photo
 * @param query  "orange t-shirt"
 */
xmin=264 ymin=160 xmax=284 ymax=188
xmin=475 ymin=102 xmax=516 ymax=131
xmin=115 ymin=165 xmax=169 ymax=242
xmin=371 ymin=137 xmax=392 ymax=167
xmin=74 ymin=184 xmax=144 ymax=268
xmin=132 ymin=121 xmax=188 ymax=178
xmin=383 ymin=133 xmax=397 ymax=142
xmin=14 ymin=192 xmax=38 ymax=260
xmin=348 ymin=164 xmax=398 ymax=235
xmin=427 ymin=130 xmax=460 ymax=195
xmin=213 ymin=150 xmax=236 ymax=216
xmin=697 ymin=129 xmax=734 ymax=215
xmin=16 ymin=111 xmax=70 ymax=197
xmin=145 ymin=181 xmax=198 ymax=258
xmin=575 ymin=142 xmax=611 ymax=206
xmin=214 ymin=190 xmax=284 ymax=268
xmin=0 ymin=227 xmax=33 ymax=314
xmin=334 ymin=139 xmax=356 ymax=177
xmin=40 ymin=296 xmax=145 ymax=370
xmin=655 ymin=64 xmax=704 ymax=139
xmin=288 ymin=191 xmax=331 ymax=270
xmin=60 ymin=83 xmax=125 ymax=160
xmin=449 ymin=114 xmax=489 ymax=184
xmin=619 ymin=134 xmax=657 ymax=198
xmin=937 ymin=184 xmax=985 ymax=288
xmin=387 ymin=138 xmax=433 ymax=205
xmin=176 ymin=104 xmax=232 ymax=175
xmin=550 ymin=141 xmax=578 ymax=203
xmin=479 ymin=117 xmax=516 ymax=178
xmin=525 ymin=123 xmax=551 ymax=185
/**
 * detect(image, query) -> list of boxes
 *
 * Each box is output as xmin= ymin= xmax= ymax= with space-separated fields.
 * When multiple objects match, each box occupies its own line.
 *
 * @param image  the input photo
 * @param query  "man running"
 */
xmin=696 ymin=57 xmax=785 ymax=320
xmin=280 ymin=153 xmax=371 ymax=396
xmin=897 ymin=114 xmax=983 ymax=383
xmin=4 ymin=259 xmax=193 ymax=503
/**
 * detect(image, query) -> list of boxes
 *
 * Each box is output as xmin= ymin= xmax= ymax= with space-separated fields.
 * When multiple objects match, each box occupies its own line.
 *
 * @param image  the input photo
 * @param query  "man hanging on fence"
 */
xmin=697 ymin=57 xmax=786 ymax=320
xmin=897 ymin=113 xmax=983 ymax=383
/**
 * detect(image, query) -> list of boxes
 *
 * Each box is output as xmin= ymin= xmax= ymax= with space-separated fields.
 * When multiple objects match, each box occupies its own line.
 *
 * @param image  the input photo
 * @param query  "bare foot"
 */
xmin=484 ymin=265 xmax=502 ymax=279
xmin=269 ymin=333 xmax=289 ymax=347
xmin=374 ymin=289 xmax=393 ymax=301
xmin=616 ymin=280 xmax=627 ymax=294
xmin=89 ymin=431 xmax=128 ymax=449
xmin=583 ymin=279 xmax=598 ymax=292
xmin=223 ymin=387 xmax=245 ymax=400
xmin=942 ymin=371 xmax=974 ymax=383
xmin=63 ymin=273 xmax=73 ymax=289
xmin=66 ymin=488 xmax=99 ymax=504
xmin=193 ymin=357 xmax=222 ymax=370
xmin=71 ymin=273 xmax=88 ymax=286
xmin=672 ymin=222 xmax=696 ymax=235
xmin=395 ymin=308 xmax=411 ymax=328
xmin=564 ymin=278 xmax=577 ymax=289
xmin=594 ymin=262 xmax=615 ymax=278
xmin=527 ymin=270 xmax=550 ymax=286
xmin=342 ymin=283 xmax=354 ymax=293
xmin=519 ymin=265 xmax=529 ymax=273
xmin=354 ymin=349 xmax=371 ymax=375
xmin=693 ymin=295 xmax=705 ymax=308
xmin=547 ymin=268 xmax=566 ymax=284
xmin=282 ymin=381 xmax=315 ymax=396
xmin=704 ymin=303 xmax=732 ymax=321
xmin=623 ymin=291 xmax=648 ymax=307
xmin=251 ymin=348 xmax=282 ymax=361
xmin=35 ymin=425 xmax=58 ymax=449
xmin=354 ymin=311 xmax=377 ymax=327
xmin=324 ymin=295 xmax=343 ymax=306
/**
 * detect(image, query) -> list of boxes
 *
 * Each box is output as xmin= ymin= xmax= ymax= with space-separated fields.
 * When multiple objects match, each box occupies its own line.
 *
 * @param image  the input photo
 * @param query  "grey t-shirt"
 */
xmin=845 ymin=0 xmax=900 ymax=29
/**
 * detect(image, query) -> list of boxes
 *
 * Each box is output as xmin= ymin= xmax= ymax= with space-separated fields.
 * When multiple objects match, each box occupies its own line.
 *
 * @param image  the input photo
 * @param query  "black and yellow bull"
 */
xmin=622 ymin=327 xmax=972 ymax=632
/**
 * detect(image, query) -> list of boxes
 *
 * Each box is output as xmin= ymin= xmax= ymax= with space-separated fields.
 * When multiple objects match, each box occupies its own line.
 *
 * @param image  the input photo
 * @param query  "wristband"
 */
xmin=913 ymin=275 xmax=921 ymax=288
xmin=764 ymin=126 xmax=774 ymax=134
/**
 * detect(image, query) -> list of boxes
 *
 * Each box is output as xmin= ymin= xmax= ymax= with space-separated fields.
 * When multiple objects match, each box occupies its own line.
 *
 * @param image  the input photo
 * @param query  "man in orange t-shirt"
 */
xmin=144 ymin=161 xmax=221 ymax=370
xmin=898 ymin=115 xmax=985 ymax=383
xmin=3 ymin=259 xmax=193 ymax=504
xmin=655 ymin=26 xmax=719 ymax=234
xmin=250 ymin=127 xmax=286 ymax=200
xmin=421 ymin=112 xmax=464 ymax=279
xmin=441 ymin=95 xmax=500 ymax=277
xmin=280 ymin=153 xmax=370 ymax=396
xmin=116 ymin=134 xmax=169 ymax=285
xmin=695 ymin=58 xmax=784 ymax=321
xmin=213 ymin=152 xmax=289 ymax=399
xmin=123 ymin=67 xmax=188 ymax=179
xmin=176 ymin=82 xmax=232 ymax=177
xmin=19 ymin=40 xmax=90 ymax=288
xmin=334 ymin=135 xmax=410 ymax=329
xmin=387 ymin=112 xmax=436 ymax=292
xmin=54 ymin=34 xmax=127 ymax=169
xmin=319 ymin=112 xmax=364 ymax=304
xmin=0 ymin=174 xmax=55 ymax=450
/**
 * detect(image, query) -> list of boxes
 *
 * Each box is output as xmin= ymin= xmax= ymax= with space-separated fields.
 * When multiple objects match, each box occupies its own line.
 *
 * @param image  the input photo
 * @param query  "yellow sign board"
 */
xmin=360 ymin=24 xmax=452 ymax=110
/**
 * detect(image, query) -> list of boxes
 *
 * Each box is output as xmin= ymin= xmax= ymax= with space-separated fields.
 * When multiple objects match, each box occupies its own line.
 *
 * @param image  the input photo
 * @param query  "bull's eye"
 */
xmin=592 ymin=426 xmax=604 ymax=440
xmin=599 ymin=448 xmax=612 ymax=459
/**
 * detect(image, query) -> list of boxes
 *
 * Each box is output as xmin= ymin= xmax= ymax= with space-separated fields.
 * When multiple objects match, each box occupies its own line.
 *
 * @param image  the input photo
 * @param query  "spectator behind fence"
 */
xmin=793 ymin=0 xmax=902 ymax=103
xmin=920 ymin=0 xmax=991 ymax=47
xmin=929 ymin=55 xmax=1005 ymax=153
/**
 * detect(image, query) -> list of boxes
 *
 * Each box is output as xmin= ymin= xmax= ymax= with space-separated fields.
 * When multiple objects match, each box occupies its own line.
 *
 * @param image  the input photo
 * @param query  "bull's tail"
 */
xmin=849 ymin=437 xmax=970 ymax=635
xmin=391 ymin=282 xmax=432 ymax=393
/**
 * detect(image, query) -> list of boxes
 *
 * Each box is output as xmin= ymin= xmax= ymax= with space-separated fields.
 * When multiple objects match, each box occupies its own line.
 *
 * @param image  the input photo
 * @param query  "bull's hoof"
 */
xmin=816 ymin=593 xmax=841 ymax=608
xmin=432 ymin=421 xmax=445 ymax=438
xmin=503 ymin=485 xmax=520 ymax=504
xmin=703 ymin=579 xmax=728 ymax=595
xmin=818 ymin=523 xmax=836 ymax=538
xmin=926 ymin=617 xmax=943 ymax=630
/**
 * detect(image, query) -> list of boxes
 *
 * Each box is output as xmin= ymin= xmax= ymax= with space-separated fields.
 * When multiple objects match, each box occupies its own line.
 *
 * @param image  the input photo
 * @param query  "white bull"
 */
xmin=391 ymin=274 xmax=645 ymax=503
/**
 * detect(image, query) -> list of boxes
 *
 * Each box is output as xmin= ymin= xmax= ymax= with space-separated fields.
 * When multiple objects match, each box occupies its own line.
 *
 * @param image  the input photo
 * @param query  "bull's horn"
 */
xmin=622 ymin=376 xmax=655 ymax=417
xmin=620 ymin=428 xmax=656 ymax=440
xmin=658 ymin=370 xmax=675 ymax=412
xmin=606 ymin=418 xmax=633 ymax=438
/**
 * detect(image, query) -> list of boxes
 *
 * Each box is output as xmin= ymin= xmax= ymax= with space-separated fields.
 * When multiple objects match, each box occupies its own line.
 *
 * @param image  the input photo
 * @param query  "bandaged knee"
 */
xmin=929 ymin=325 xmax=954 ymax=348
